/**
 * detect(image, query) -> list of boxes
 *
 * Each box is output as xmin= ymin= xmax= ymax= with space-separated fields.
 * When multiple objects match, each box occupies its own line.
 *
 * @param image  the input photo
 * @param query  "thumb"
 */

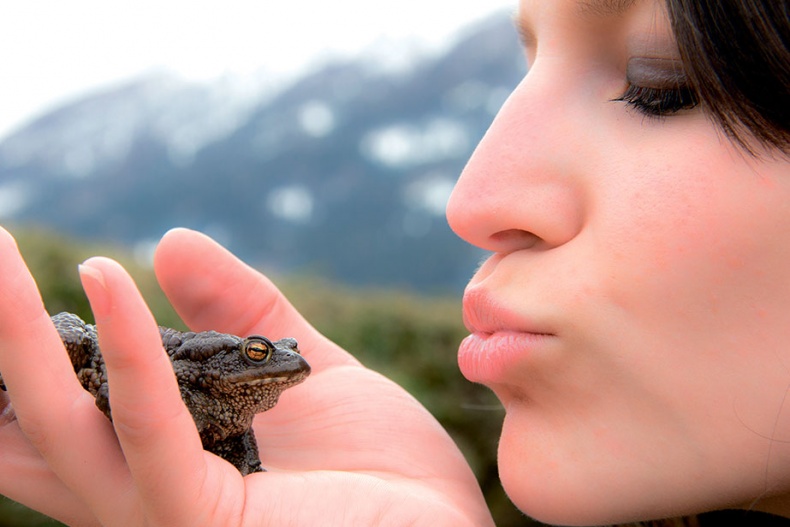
xmin=153 ymin=228 xmax=356 ymax=371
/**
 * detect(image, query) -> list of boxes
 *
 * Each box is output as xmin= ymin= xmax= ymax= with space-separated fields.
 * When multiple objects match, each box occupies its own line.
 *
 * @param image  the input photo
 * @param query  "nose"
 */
xmin=446 ymin=71 xmax=586 ymax=254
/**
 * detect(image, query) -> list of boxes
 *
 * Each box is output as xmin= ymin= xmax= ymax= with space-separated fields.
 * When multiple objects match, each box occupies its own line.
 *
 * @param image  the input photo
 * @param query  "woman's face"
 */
xmin=446 ymin=0 xmax=790 ymax=524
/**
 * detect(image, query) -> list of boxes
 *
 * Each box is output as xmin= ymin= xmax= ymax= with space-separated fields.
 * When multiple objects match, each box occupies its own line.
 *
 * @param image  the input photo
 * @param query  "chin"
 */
xmin=496 ymin=406 xmax=597 ymax=525
xmin=495 ymin=407 xmax=685 ymax=527
xmin=497 ymin=436 xmax=599 ymax=525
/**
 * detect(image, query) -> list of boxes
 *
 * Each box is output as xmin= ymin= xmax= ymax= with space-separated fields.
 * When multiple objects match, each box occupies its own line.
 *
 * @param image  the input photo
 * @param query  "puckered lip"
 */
xmin=459 ymin=287 xmax=557 ymax=384
xmin=462 ymin=286 xmax=555 ymax=337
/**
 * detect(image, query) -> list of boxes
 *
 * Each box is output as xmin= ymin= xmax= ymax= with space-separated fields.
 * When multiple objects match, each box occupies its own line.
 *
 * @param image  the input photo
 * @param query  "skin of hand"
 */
xmin=0 ymin=226 xmax=495 ymax=527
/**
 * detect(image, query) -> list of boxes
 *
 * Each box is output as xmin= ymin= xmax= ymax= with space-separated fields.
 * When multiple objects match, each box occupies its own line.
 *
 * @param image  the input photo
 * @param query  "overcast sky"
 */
xmin=0 ymin=0 xmax=516 ymax=140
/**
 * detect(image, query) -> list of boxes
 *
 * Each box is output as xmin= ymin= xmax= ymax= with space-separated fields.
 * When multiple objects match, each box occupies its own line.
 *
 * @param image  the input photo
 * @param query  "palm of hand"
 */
xmin=0 ymin=228 xmax=493 ymax=527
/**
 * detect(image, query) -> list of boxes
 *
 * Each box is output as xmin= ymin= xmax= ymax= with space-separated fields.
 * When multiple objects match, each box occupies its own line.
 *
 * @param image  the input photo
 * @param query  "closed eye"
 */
xmin=613 ymin=84 xmax=699 ymax=117
xmin=614 ymin=56 xmax=700 ymax=118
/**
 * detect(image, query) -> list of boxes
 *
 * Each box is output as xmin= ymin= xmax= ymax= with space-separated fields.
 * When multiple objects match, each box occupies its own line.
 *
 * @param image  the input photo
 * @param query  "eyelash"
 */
xmin=614 ymin=84 xmax=700 ymax=117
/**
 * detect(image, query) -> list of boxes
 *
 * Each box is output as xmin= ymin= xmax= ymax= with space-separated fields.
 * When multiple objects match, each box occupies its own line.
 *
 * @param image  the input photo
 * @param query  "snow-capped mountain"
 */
xmin=0 ymin=11 xmax=525 ymax=291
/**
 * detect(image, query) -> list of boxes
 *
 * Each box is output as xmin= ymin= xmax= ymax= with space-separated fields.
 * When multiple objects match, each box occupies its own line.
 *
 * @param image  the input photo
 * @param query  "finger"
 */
xmin=154 ymin=228 xmax=357 ymax=370
xmin=0 ymin=419 xmax=100 ymax=527
xmin=0 ymin=228 xmax=130 ymax=521
xmin=0 ymin=227 xmax=79 ymax=401
xmin=80 ymin=257 xmax=242 ymax=525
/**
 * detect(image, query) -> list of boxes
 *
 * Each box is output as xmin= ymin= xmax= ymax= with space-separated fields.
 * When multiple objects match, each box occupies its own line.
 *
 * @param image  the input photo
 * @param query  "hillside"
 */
xmin=0 ymin=11 xmax=525 ymax=291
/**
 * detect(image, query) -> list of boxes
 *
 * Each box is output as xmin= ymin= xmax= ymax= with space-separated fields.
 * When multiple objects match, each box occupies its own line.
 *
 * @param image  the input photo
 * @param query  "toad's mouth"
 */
xmin=225 ymin=370 xmax=310 ymax=386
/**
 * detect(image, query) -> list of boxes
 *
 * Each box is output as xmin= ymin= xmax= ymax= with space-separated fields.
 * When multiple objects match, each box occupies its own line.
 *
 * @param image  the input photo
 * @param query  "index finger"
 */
xmin=0 ymin=228 xmax=130 ymax=523
xmin=0 ymin=228 xmax=74 ymax=394
xmin=79 ymin=256 xmax=246 ymax=525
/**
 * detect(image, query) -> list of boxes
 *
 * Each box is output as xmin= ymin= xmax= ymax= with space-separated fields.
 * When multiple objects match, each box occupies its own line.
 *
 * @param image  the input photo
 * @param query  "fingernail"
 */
xmin=79 ymin=261 xmax=111 ymax=319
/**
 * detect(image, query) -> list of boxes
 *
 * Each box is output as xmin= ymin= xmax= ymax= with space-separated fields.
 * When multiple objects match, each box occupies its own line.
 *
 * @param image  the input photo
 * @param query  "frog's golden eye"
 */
xmin=244 ymin=338 xmax=274 ymax=363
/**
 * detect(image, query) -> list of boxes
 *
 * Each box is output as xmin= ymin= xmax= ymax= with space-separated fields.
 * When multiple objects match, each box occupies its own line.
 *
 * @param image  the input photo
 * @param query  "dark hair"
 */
xmin=666 ymin=0 xmax=790 ymax=154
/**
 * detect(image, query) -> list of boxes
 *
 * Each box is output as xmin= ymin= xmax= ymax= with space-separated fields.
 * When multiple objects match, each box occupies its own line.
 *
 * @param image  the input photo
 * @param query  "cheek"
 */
xmin=495 ymin=142 xmax=790 ymax=523
xmin=594 ymin=142 xmax=788 ymax=323
xmin=588 ymin=141 xmax=790 ymax=419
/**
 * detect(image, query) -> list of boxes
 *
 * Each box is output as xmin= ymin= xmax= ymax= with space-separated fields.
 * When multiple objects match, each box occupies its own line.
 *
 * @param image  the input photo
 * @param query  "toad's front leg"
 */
xmin=208 ymin=428 xmax=264 ymax=475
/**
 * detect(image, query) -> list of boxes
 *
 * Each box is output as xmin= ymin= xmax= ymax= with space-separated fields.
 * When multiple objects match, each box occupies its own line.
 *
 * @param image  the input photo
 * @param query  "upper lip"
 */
xmin=462 ymin=286 xmax=555 ymax=336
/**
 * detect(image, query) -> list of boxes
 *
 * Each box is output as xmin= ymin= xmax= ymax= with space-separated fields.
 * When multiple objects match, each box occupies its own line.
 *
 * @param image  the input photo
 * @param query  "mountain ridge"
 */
xmin=0 ymin=11 xmax=525 ymax=292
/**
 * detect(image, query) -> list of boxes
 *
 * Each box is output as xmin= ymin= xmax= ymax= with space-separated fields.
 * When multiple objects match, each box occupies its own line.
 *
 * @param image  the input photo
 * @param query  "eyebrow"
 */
xmin=515 ymin=0 xmax=640 ymax=48
xmin=577 ymin=0 xmax=639 ymax=16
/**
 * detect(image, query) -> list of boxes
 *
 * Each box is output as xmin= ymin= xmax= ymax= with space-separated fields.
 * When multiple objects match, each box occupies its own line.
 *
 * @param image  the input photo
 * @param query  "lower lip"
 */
xmin=458 ymin=331 xmax=553 ymax=384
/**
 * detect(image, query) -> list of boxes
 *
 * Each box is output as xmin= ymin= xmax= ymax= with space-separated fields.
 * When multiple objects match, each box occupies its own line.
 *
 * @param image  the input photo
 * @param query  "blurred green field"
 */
xmin=0 ymin=226 xmax=532 ymax=526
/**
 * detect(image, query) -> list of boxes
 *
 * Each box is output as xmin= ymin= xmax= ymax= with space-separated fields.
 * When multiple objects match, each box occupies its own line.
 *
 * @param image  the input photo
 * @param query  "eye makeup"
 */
xmin=613 ymin=57 xmax=699 ymax=117
xmin=626 ymin=57 xmax=687 ymax=89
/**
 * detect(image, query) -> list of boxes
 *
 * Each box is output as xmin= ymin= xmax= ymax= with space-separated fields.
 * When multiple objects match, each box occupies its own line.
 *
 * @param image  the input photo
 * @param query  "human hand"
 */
xmin=0 ymin=227 xmax=494 ymax=527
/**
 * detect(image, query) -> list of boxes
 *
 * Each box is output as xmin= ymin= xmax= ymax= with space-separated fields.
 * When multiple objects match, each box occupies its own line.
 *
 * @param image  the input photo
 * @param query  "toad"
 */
xmin=0 ymin=312 xmax=311 ymax=475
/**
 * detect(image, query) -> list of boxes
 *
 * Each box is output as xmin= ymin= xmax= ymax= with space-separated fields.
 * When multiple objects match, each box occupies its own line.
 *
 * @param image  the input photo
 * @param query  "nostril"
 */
xmin=489 ymin=229 xmax=542 ymax=250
